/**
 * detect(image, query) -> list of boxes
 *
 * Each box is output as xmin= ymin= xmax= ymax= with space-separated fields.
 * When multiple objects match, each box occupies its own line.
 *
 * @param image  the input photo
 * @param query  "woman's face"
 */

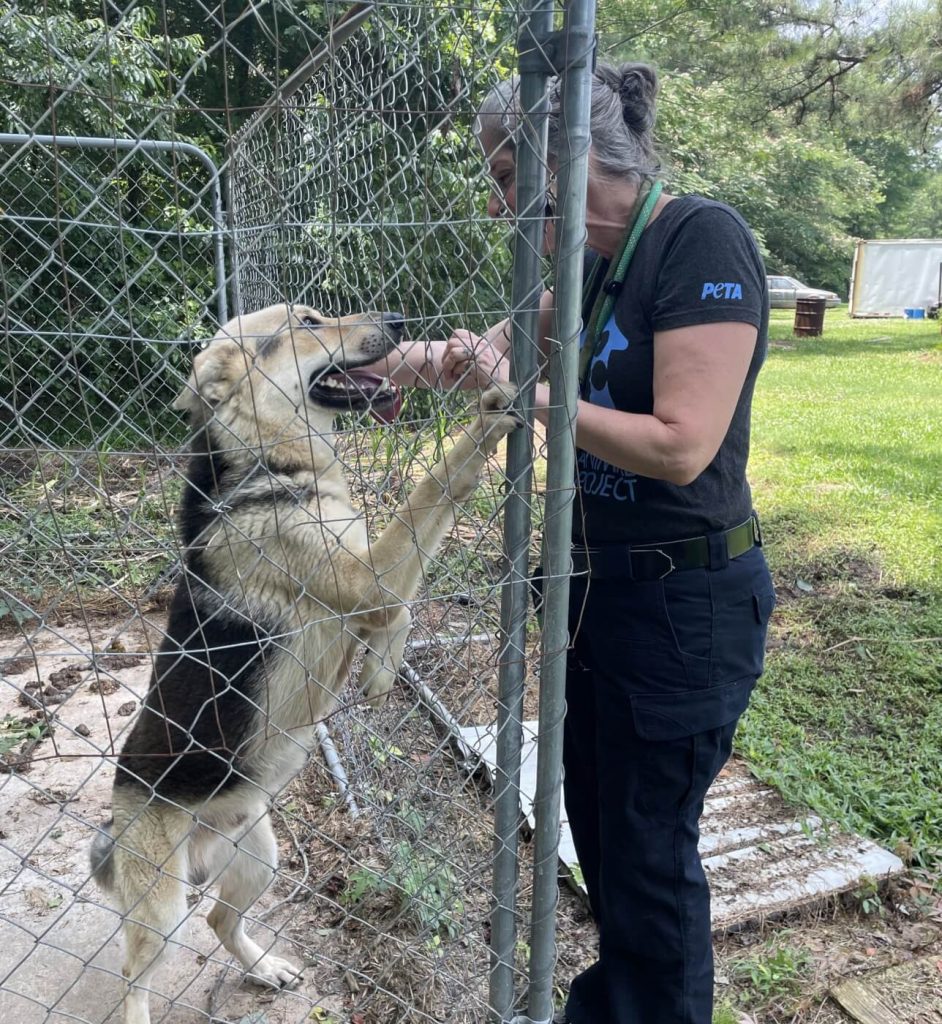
xmin=483 ymin=132 xmax=557 ymax=252
xmin=484 ymin=137 xmax=517 ymax=220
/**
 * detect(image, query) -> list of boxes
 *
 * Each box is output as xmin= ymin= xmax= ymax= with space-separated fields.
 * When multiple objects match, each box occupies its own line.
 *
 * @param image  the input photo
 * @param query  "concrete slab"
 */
xmin=0 ymin=622 xmax=335 ymax=1024
xmin=458 ymin=720 xmax=904 ymax=933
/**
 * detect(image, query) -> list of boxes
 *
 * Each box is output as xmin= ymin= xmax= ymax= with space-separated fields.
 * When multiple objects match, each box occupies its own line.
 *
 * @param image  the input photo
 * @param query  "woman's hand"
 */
xmin=442 ymin=330 xmax=507 ymax=389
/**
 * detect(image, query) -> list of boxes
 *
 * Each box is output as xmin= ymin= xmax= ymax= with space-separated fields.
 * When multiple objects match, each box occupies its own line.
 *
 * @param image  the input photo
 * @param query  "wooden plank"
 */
xmin=831 ymin=955 xmax=942 ymax=1024
xmin=830 ymin=978 xmax=899 ymax=1024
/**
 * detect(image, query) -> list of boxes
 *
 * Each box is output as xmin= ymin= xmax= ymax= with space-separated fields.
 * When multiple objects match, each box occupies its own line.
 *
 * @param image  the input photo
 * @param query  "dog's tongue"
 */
xmin=342 ymin=369 xmax=402 ymax=424
xmin=370 ymin=381 xmax=402 ymax=424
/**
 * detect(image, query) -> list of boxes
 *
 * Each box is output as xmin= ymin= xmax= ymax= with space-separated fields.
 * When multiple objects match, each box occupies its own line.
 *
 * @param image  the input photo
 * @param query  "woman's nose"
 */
xmin=488 ymin=190 xmax=515 ymax=220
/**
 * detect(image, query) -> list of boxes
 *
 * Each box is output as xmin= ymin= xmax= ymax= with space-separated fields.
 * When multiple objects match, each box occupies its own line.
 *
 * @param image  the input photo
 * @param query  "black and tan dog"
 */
xmin=90 ymin=305 xmax=519 ymax=1024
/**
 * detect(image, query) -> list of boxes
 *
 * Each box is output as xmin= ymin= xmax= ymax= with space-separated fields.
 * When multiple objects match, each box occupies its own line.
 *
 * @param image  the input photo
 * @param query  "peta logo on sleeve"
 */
xmin=701 ymin=282 xmax=743 ymax=300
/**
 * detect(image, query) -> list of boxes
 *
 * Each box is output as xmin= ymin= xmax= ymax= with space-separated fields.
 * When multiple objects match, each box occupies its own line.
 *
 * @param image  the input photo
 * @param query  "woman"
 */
xmin=380 ymin=62 xmax=775 ymax=1024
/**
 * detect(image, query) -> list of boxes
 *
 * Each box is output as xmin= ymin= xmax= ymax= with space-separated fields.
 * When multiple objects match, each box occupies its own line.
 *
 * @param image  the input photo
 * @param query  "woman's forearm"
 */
xmin=374 ymin=339 xmax=444 ymax=388
xmin=531 ymin=383 xmax=705 ymax=486
xmin=371 ymin=318 xmax=514 ymax=389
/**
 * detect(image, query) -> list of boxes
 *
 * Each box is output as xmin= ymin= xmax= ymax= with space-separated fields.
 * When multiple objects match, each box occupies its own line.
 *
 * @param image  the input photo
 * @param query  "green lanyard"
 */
xmin=578 ymin=179 xmax=663 ymax=395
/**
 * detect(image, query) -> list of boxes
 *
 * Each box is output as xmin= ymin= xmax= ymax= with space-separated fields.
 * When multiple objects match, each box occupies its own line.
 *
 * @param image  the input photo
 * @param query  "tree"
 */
xmin=0 ymin=2 xmax=207 ymax=443
xmin=599 ymin=0 xmax=942 ymax=291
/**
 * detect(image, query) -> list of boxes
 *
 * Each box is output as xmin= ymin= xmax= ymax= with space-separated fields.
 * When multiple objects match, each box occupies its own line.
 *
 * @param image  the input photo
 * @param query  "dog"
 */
xmin=89 ymin=304 xmax=519 ymax=1024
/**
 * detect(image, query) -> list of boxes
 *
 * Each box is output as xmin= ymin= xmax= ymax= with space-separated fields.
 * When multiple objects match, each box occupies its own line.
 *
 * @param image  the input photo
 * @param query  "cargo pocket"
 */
xmin=754 ymin=586 xmax=776 ymax=625
xmin=629 ymin=675 xmax=756 ymax=742
xmin=710 ymin=579 xmax=776 ymax=684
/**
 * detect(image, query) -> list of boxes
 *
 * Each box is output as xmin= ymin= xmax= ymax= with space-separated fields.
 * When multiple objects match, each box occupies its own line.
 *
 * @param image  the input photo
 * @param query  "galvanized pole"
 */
xmin=489 ymin=1 xmax=555 ymax=1021
xmin=526 ymin=0 xmax=596 ymax=1021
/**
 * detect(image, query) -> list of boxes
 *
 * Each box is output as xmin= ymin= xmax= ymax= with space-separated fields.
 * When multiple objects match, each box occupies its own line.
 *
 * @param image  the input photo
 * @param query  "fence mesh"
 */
xmin=0 ymin=3 xmax=564 ymax=1023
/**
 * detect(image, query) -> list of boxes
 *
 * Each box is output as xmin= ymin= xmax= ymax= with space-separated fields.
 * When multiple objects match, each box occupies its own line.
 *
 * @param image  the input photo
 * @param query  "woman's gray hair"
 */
xmin=476 ymin=61 xmax=660 ymax=182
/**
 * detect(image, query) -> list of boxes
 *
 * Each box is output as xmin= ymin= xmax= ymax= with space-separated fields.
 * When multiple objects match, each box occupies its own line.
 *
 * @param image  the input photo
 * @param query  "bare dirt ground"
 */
xmin=1 ymin=601 xmax=939 ymax=1024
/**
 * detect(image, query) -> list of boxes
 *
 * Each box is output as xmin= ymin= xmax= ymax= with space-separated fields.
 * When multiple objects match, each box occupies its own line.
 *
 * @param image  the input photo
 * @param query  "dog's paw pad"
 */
xmin=364 ymin=685 xmax=391 ymax=710
xmin=480 ymin=382 xmax=518 ymax=414
xmin=246 ymin=954 xmax=303 ymax=989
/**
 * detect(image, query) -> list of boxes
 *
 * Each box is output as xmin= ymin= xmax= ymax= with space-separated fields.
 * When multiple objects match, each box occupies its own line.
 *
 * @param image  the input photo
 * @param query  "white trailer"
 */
xmin=849 ymin=238 xmax=942 ymax=317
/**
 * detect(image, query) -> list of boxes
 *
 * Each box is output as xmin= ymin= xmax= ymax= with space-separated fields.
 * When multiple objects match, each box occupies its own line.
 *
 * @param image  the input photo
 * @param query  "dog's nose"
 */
xmin=382 ymin=312 xmax=405 ymax=338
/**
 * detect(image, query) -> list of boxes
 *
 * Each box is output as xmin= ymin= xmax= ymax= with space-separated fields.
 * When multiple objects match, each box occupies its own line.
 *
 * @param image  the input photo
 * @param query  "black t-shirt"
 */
xmin=574 ymin=194 xmax=769 ymax=545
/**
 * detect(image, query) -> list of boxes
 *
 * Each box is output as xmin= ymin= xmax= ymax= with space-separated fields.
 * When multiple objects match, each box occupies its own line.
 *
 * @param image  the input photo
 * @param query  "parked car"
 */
xmin=766 ymin=274 xmax=841 ymax=309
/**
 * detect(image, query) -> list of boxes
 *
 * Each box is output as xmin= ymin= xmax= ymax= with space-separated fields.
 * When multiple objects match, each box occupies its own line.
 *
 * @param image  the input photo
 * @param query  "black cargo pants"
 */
xmin=556 ymin=544 xmax=775 ymax=1024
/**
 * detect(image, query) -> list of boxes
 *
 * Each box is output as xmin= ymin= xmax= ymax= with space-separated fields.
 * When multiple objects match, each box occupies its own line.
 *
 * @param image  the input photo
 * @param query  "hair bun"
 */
xmin=616 ymin=62 xmax=658 ymax=135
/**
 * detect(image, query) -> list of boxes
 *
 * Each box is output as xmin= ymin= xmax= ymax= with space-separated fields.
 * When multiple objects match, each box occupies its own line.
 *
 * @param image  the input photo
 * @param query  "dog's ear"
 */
xmin=173 ymin=339 xmax=246 ymax=415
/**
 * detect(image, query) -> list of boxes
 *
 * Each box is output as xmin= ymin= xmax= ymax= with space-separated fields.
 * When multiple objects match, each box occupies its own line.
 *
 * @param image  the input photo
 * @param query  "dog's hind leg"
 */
xmin=109 ymin=803 xmax=191 ymax=1024
xmin=204 ymin=810 xmax=303 ymax=989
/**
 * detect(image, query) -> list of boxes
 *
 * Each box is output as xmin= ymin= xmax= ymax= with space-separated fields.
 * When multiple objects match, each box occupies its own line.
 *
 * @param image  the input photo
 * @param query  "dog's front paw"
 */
xmin=362 ymin=675 xmax=393 ymax=709
xmin=360 ymin=656 xmax=394 ymax=709
xmin=245 ymin=953 xmax=303 ymax=989
xmin=478 ymin=383 xmax=523 ymax=446
xmin=480 ymin=381 xmax=518 ymax=415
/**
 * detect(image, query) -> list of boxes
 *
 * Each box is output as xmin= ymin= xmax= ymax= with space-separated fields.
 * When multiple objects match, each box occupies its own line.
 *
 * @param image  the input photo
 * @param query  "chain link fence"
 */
xmin=0 ymin=2 xmax=591 ymax=1022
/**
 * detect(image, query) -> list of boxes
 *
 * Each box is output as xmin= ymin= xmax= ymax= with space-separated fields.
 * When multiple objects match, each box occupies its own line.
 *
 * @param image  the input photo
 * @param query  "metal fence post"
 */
xmin=526 ymin=1 xmax=597 ymax=1021
xmin=488 ymin=2 xmax=555 ymax=1021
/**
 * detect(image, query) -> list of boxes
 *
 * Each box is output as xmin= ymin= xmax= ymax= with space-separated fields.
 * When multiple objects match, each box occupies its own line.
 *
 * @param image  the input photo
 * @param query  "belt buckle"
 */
xmin=650 ymin=548 xmax=676 ymax=580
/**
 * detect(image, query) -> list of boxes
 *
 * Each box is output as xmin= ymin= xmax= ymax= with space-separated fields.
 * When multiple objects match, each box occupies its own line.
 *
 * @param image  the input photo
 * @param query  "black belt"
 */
xmin=571 ymin=515 xmax=761 ymax=581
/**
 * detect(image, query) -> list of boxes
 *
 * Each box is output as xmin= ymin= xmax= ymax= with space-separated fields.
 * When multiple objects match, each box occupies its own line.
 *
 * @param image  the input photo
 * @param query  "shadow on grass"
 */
xmin=759 ymin=503 xmax=940 ymax=607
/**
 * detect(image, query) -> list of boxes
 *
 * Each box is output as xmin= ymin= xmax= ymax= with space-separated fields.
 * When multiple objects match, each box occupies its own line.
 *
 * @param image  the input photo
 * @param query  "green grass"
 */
xmin=738 ymin=306 xmax=942 ymax=869
xmin=729 ymin=935 xmax=813 ymax=1003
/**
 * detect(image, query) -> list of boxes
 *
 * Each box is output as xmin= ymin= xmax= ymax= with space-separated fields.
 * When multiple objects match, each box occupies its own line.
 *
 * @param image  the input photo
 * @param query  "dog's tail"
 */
xmin=89 ymin=818 xmax=115 ymax=891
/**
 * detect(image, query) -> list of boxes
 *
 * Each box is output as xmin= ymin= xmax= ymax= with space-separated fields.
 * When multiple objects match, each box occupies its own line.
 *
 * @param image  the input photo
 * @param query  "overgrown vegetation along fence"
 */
xmin=0 ymin=2 xmax=591 ymax=1022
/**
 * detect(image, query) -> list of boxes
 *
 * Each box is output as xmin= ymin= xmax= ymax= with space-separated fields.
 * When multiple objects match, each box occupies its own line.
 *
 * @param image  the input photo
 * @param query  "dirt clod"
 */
xmin=1 ymin=657 xmax=35 ymax=676
xmin=48 ymin=666 xmax=84 ymax=690
xmin=88 ymin=677 xmax=120 ymax=695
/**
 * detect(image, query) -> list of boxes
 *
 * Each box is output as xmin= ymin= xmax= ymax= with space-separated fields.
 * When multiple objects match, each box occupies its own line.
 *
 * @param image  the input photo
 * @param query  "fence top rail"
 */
xmin=228 ymin=1 xmax=377 ymax=152
xmin=0 ymin=132 xmax=221 ymax=184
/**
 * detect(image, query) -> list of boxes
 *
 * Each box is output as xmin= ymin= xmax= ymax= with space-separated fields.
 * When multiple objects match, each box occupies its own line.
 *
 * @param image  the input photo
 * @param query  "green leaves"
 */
xmin=602 ymin=0 xmax=941 ymax=292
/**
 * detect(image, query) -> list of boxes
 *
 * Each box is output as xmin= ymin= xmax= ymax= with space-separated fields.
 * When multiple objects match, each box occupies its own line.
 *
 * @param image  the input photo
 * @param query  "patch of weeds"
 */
xmin=729 ymin=940 xmax=811 ymax=1006
xmin=340 ymin=805 xmax=465 ymax=949
xmin=712 ymin=1002 xmax=740 ymax=1024
xmin=0 ymin=714 xmax=48 ymax=755
xmin=1 ymin=455 xmax=181 ymax=609
xmin=854 ymin=875 xmax=885 ymax=917
xmin=307 ymin=1007 xmax=339 ymax=1023
xmin=365 ymin=734 xmax=405 ymax=767
xmin=0 ymin=590 xmax=41 ymax=625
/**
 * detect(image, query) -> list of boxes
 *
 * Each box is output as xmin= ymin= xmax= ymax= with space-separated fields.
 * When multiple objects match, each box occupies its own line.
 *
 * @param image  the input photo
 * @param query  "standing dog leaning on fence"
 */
xmin=89 ymin=304 xmax=520 ymax=1024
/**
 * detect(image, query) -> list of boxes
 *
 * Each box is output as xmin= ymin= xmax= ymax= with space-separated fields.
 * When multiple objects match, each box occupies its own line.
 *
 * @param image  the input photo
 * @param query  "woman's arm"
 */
xmin=361 ymin=289 xmax=556 ymax=389
xmin=366 ymin=338 xmax=455 ymax=388
xmin=532 ymin=321 xmax=757 ymax=485
xmin=440 ymin=289 xmax=557 ymax=387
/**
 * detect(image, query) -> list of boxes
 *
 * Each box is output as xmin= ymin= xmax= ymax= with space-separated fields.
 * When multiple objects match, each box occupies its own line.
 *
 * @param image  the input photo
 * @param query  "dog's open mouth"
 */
xmin=309 ymin=368 xmax=402 ymax=422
